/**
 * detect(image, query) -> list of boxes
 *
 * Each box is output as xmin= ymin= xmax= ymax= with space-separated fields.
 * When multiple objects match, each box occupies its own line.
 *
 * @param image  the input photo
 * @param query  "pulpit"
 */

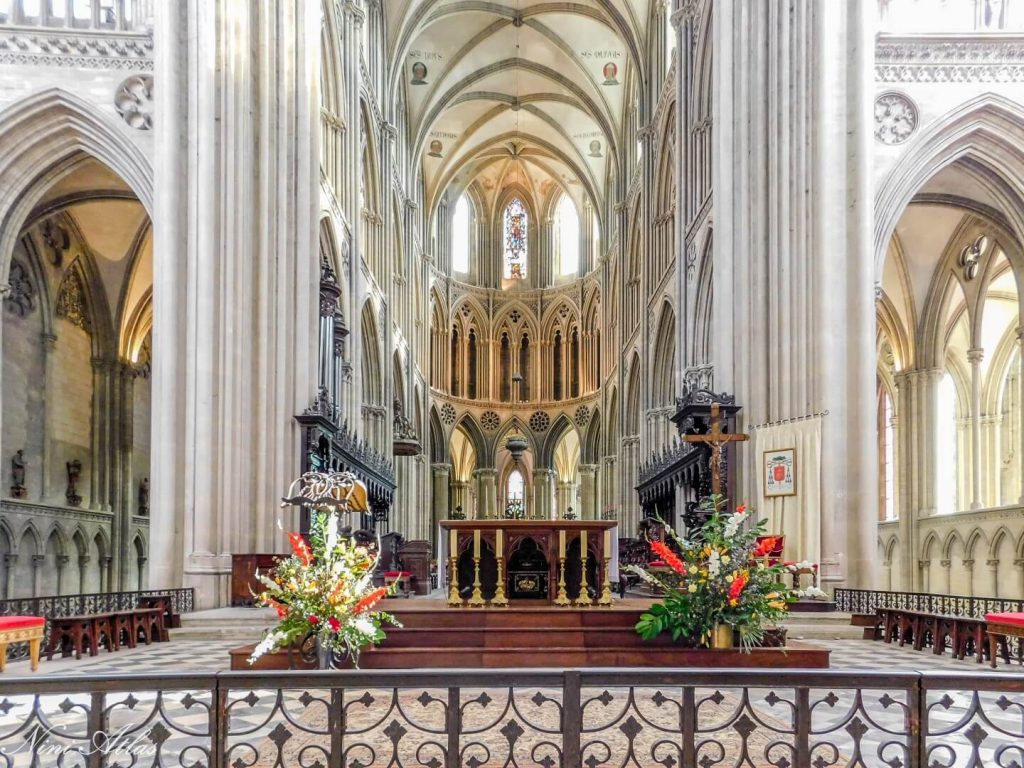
xmin=439 ymin=520 xmax=618 ymax=607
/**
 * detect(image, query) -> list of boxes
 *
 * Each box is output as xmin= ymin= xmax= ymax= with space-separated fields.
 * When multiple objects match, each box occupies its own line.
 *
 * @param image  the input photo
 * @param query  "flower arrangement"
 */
xmin=629 ymin=495 xmax=795 ymax=651
xmin=249 ymin=510 xmax=400 ymax=667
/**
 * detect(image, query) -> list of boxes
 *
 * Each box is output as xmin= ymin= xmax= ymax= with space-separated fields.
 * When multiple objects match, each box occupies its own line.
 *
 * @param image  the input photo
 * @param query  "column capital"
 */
xmin=966 ymin=347 xmax=984 ymax=364
xmin=473 ymin=467 xmax=498 ymax=479
xmin=432 ymin=462 xmax=452 ymax=475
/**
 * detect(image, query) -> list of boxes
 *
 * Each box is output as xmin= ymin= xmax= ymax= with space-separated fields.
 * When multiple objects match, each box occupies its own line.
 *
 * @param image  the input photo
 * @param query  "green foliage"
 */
xmin=628 ymin=495 xmax=796 ymax=651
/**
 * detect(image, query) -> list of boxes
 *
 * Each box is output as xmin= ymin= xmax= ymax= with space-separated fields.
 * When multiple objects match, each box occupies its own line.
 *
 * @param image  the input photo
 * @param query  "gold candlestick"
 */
xmin=492 ymin=555 xmax=509 ymax=607
xmin=467 ymin=556 xmax=486 ymax=607
xmin=447 ymin=554 xmax=462 ymax=607
xmin=576 ymin=542 xmax=593 ymax=606
xmin=554 ymin=557 xmax=571 ymax=607
xmin=598 ymin=555 xmax=614 ymax=607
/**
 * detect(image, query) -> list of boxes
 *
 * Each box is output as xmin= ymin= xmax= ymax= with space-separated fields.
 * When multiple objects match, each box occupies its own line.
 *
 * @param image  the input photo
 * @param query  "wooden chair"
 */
xmin=0 ymin=616 xmax=45 ymax=672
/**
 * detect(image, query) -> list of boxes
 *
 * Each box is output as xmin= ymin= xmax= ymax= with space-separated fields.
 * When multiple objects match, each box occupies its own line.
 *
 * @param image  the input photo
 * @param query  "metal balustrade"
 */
xmin=0 ymin=669 xmax=1020 ymax=766
xmin=0 ymin=588 xmax=193 ymax=662
xmin=835 ymin=588 xmax=1024 ymax=618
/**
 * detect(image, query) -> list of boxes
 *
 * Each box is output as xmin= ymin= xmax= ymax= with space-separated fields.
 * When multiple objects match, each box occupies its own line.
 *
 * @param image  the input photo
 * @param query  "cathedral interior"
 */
xmin=0 ymin=0 xmax=1023 ymax=607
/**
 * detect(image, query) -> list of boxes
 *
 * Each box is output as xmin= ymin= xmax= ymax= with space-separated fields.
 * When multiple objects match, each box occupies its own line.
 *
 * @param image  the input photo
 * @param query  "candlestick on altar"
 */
xmin=449 ymin=528 xmax=457 ymax=554
xmin=473 ymin=528 xmax=481 ymax=557
xmin=580 ymin=530 xmax=587 ymax=556
xmin=558 ymin=529 xmax=566 ymax=558
xmin=603 ymin=529 xmax=611 ymax=557
xmin=496 ymin=528 xmax=503 ymax=558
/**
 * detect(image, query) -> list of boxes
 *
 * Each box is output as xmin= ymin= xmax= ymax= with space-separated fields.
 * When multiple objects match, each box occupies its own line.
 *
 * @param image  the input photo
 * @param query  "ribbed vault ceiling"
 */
xmin=386 ymin=0 xmax=652 ymax=217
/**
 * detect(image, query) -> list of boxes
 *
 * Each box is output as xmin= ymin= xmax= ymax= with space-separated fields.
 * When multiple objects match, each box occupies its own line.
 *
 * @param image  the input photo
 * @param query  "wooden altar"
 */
xmin=439 ymin=520 xmax=617 ymax=607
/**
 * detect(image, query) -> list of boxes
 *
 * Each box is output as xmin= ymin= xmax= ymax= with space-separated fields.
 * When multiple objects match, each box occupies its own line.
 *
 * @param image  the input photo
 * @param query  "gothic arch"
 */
xmin=583 ymin=411 xmax=602 ymax=464
xmin=964 ymin=527 xmax=986 ymax=561
xmin=0 ymin=88 xmax=153 ymax=284
xmin=875 ymin=94 xmax=1024 ymax=278
xmin=942 ymin=529 xmax=967 ymax=562
xmin=360 ymin=299 xmax=383 ymax=405
xmin=624 ymin=351 xmax=642 ymax=437
xmin=541 ymin=414 xmax=579 ymax=467
xmin=454 ymin=414 xmax=490 ymax=468
xmin=651 ymin=300 xmax=676 ymax=406
xmin=990 ymin=526 xmax=1016 ymax=560
xmin=429 ymin=404 xmax=448 ymax=462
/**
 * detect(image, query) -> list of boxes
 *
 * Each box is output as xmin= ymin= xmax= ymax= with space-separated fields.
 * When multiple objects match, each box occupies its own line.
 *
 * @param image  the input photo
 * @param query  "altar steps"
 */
xmin=169 ymin=607 xmax=275 ymax=642
xmin=229 ymin=599 xmax=832 ymax=669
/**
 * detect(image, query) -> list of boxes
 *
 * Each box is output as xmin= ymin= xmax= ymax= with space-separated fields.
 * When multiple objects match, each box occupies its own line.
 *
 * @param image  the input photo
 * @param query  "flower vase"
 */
xmin=711 ymin=624 xmax=734 ymax=650
xmin=316 ymin=639 xmax=333 ymax=670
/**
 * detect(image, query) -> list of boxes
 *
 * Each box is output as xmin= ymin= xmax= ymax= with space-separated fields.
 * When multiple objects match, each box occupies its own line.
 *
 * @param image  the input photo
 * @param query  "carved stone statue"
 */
xmin=66 ymin=459 xmax=82 ymax=507
xmin=393 ymin=397 xmax=418 ymax=441
xmin=138 ymin=477 xmax=150 ymax=516
xmin=10 ymin=450 xmax=26 ymax=498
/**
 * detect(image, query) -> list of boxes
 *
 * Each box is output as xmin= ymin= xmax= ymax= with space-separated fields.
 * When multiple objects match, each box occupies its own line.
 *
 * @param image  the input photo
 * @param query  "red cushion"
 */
xmin=0 ymin=616 xmax=45 ymax=630
xmin=383 ymin=571 xmax=411 ymax=578
xmin=986 ymin=612 xmax=1024 ymax=627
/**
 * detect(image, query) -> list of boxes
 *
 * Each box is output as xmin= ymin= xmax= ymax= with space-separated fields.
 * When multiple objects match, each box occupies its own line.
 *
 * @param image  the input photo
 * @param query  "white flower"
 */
xmin=723 ymin=510 xmax=747 ymax=538
xmin=248 ymin=630 xmax=285 ymax=663
xmin=708 ymin=550 xmax=721 ymax=579
xmin=353 ymin=616 xmax=376 ymax=636
xmin=688 ymin=583 xmax=697 ymax=593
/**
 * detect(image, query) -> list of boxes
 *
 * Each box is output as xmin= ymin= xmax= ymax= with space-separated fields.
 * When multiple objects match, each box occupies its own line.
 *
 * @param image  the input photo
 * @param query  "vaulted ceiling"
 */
xmin=384 ymin=1 xmax=656 ymax=219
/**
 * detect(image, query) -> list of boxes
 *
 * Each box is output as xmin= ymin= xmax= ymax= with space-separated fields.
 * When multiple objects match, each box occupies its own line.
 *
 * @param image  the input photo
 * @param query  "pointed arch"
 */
xmin=0 ymin=88 xmax=153 ymax=283
xmin=360 ymin=299 xmax=383 ymax=405
xmin=651 ymin=300 xmax=676 ymax=406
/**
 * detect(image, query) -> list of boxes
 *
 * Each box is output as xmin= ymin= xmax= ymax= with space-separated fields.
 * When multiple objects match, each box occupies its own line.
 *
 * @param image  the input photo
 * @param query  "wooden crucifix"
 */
xmin=682 ymin=403 xmax=749 ymax=494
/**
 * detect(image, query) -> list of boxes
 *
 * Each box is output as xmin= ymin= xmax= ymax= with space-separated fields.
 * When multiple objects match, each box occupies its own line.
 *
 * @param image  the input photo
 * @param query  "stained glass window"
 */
xmin=503 ymin=198 xmax=528 ymax=280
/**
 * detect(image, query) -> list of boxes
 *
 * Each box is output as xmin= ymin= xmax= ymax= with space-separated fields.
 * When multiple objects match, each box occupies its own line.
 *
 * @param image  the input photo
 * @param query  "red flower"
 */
xmin=308 ymin=615 xmax=319 ymax=625
xmin=289 ymin=532 xmax=313 ymax=566
xmin=736 ymin=504 xmax=747 ymax=514
xmin=267 ymin=598 xmax=288 ymax=619
xmin=728 ymin=573 xmax=749 ymax=606
xmin=354 ymin=587 xmax=389 ymax=615
xmin=650 ymin=541 xmax=685 ymax=575
xmin=753 ymin=537 xmax=779 ymax=558
xmin=327 ymin=616 xmax=341 ymax=632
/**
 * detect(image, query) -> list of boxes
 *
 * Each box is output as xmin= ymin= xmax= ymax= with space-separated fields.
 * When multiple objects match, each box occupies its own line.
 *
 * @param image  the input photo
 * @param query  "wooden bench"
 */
xmin=46 ymin=613 xmax=102 ymax=660
xmin=985 ymin=612 xmax=1024 ymax=669
xmin=46 ymin=607 xmax=167 ymax=661
xmin=875 ymin=607 xmax=990 ymax=663
xmin=382 ymin=570 xmax=413 ymax=598
xmin=0 ymin=616 xmax=45 ymax=672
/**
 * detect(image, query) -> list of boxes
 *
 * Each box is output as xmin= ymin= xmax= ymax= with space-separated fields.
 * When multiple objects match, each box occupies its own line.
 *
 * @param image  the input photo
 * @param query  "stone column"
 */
xmin=151 ymin=0 xmax=319 ymax=607
xmin=556 ymin=481 xmax=573 ymax=519
xmin=3 ymin=554 xmax=16 ymax=600
xmin=987 ymin=558 xmax=1000 ymax=597
xmin=533 ymin=468 xmax=555 ymax=520
xmin=32 ymin=554 xmax=43 ymax=597
xmin=713 ymin=1 xmax=874 ymax=588
xmin=474 ymin=468 xmax=498 ymax=520
xmin=40 ymin=333 xmax=57 ymax=501
xmin=56 ymin=554 xmax=69 ymax=595
xmin=968 ymin=347 xmax=984 ymax=509
xmin=431 ymin=463 xmax=451 ymax=541
xmin=579 ymin=464 xmax=598 ymax=519
xmin=78 ymin=555 xmax=89 ymax=595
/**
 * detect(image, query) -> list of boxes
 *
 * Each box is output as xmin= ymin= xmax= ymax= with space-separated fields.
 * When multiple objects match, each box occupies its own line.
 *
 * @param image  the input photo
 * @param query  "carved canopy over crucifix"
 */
xmin=682 ymin=403 xmax=749 ymax=494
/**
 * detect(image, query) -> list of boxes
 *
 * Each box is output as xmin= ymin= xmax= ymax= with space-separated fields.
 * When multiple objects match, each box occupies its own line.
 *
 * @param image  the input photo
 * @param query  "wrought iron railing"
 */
xmin=0 ymin=588 xmax=193 ymax=661
xmin=835 ymin=588 xmax=1024 ymax=618
xmin=0 ymin=669 xmax=1020 ymax=766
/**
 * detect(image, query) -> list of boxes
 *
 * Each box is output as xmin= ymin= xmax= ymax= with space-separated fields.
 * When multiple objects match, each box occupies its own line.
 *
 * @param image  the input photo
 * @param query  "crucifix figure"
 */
xmin=682 ymin=403 xmax=749 ymax=494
